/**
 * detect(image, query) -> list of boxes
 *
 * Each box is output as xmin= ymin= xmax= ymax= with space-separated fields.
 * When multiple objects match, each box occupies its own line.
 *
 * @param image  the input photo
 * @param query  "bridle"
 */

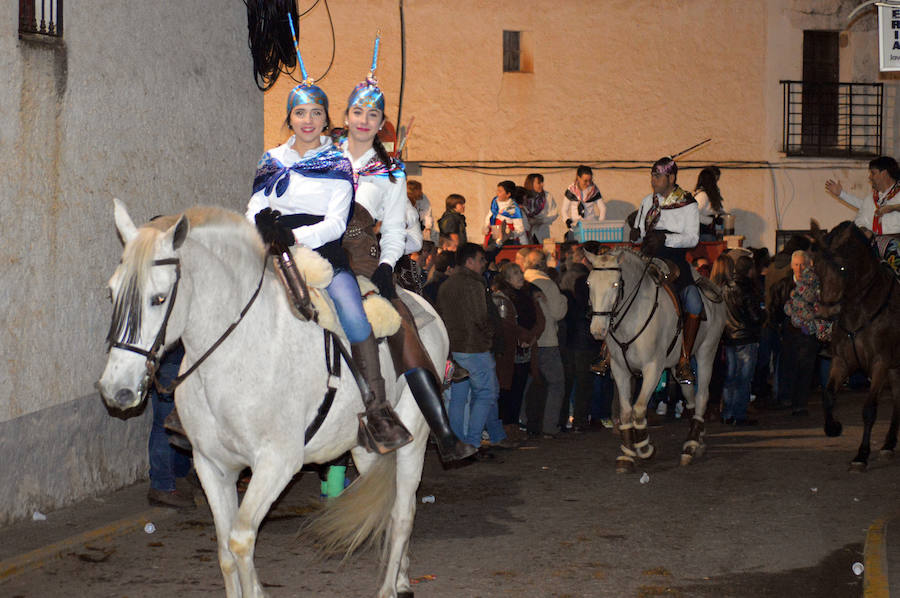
xmin=108 ymin=254 xmax=268 ymax=397
xmin=109 ymin=258 xmax=181 ymax=397
xmin=589 ymin=257 xmax=669 ymax=375
xmin=590 ymin=266 xmax=625 ymax=319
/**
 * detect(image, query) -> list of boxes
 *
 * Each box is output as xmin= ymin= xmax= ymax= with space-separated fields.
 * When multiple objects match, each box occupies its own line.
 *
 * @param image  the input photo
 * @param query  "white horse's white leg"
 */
xmin=380 ymin=434 xmax=427 ymax=598
xmin=610 ymin=361 xmax=638 ymax=473
xmin=228 ymin=457 xmax=295 ymax=598
xmin=193 ymin=453 xmax=242 ymax=598
xmin=633 ymin=365 xmax=662 ymax=461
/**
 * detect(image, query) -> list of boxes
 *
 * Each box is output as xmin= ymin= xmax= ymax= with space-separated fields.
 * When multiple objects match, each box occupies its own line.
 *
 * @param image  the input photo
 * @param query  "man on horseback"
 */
xmin=632 ymin=157 xmax=702 ymax=385
xmin=825 ymin=156 xmax=900 ymax=235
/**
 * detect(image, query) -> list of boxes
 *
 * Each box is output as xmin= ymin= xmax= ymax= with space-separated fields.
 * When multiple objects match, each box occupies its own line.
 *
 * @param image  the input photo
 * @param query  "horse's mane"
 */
xmin=107 ymin=206 xmax=263 ymax=346
xmin=825 ymin=220 xmax=868 ymax=252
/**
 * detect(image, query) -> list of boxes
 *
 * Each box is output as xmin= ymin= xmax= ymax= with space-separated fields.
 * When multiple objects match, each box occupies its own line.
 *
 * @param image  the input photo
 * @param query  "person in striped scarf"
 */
xmin=632 ymin=157 xmax=702 ymax=385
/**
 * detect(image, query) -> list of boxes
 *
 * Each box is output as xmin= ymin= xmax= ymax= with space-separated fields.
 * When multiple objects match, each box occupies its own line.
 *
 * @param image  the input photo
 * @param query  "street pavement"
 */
xmin=1 ymin=391 xmax=898 ymax=597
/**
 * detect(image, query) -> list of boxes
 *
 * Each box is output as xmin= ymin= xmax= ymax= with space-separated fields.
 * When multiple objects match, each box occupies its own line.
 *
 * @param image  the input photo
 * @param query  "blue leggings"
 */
xmin=326 ymin=270 xmax=372 ymax=343
xmin=681 ymin=285 xmax=702 ymax=315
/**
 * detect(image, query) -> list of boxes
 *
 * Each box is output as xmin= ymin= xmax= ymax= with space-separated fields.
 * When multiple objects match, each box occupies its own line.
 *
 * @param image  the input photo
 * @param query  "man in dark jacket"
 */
xmin=437 ymin=243 xmax=507 ymax=449
xmin=721 ymin=256 xmax=765 ymax=425
xmin=769 ymin=250 xmax=819 ymax=415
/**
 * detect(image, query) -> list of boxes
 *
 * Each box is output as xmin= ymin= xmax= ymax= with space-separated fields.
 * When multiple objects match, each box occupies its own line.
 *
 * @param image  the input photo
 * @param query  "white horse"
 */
xmin=585 ymin=248 xmax=726 ymax=471
xmin=97 ymin=200 xmax=443 ymax=598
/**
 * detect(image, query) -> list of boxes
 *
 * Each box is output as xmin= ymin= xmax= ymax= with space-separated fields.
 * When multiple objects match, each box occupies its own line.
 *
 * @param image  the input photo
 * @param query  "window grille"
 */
xmin=780 ymin=81 xmax=883 ymax=158
xmin=19 ymin=0 xmax=63 ymax=38
xmin=503 ymin=31 xmax=520 ymax=72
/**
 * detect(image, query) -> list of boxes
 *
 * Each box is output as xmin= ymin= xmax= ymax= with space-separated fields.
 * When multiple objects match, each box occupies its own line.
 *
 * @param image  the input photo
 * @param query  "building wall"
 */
xmin=263 ymin=0 xmax=897 ymax=249
xmin=0 ymin=1 xmax=262 ymax=524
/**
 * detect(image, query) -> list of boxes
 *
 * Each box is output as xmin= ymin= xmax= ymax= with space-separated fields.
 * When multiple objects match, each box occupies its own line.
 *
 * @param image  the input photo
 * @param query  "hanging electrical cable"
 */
xmin=244 ymin=0 xmax=336 ymax=90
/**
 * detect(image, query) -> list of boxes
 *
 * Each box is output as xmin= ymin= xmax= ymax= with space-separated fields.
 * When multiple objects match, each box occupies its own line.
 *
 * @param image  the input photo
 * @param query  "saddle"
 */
xmin=275 ymin=245 xmax=402 ymax=339
xmin=646 ymin=258 xmax=708 ymax=321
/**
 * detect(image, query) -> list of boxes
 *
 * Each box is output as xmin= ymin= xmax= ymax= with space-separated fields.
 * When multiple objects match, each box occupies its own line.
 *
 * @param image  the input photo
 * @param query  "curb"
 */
xmin=864 ymin=517 xmax=890 ymax=598
xmin=0 ymin=507 xmax=172 ymax=583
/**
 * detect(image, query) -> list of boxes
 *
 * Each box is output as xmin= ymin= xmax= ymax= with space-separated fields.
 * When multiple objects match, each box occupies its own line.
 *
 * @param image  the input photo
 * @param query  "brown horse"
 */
xmin=811 ymin=220 xmax=900 ymax=472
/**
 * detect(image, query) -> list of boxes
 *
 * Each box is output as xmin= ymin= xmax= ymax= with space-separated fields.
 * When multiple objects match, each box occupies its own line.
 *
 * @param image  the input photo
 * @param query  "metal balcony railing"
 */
xmin=19 ymin=0 xmax=63 ymax=38
xmin=780 ymin=80 xmax=882 ymax=158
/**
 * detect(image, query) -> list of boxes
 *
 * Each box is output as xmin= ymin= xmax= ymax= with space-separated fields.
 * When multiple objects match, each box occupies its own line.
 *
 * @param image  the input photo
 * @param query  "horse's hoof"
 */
xmin=398 ymin=592 xmax=414 ymax=598
xmin=615 ymin=458 xmax=636 ymax=474
xmin=824 ymin=420 xmax=843 ymax=438
xmin=680 ymin=453 xmax=693 ymax=466
xmin=848 ymin=461 xmax=867 ymax=473
xmin=880 ymin=449 xmax=895 ymax=459
xmin=694 ymin=444 xmax=706 ymax=459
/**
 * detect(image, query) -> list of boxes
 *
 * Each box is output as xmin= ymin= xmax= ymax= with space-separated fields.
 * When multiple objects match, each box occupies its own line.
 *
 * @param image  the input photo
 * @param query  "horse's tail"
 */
xmin=304 ymin=451 xmax=397 ymax=559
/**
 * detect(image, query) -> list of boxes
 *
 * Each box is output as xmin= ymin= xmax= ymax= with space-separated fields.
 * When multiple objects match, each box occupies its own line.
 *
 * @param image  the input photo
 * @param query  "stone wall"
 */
xmin=0 ymin=1 xmax=262 ymax=524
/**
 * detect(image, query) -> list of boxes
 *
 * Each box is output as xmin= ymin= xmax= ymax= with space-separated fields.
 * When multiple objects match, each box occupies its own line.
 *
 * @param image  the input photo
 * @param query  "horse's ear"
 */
xmin=169 ymin=215 xmax=190 ymax=250
xmin=113 ymin=198 xmax=138 ymax=244
xmin=583 ymin=249 xmax=600 ymax=267
xmin=809 ymin=219 xmax=825 ymax=245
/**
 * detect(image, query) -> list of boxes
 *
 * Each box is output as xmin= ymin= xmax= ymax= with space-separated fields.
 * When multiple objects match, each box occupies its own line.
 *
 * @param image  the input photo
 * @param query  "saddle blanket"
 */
xmin=284 ymin=245 xmax=403 ymax=339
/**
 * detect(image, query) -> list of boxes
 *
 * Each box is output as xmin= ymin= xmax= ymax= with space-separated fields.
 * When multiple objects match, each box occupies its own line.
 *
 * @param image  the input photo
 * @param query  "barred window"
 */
xmin=19 ymin=0 xmax=63 ymax=38
xmin=780 ymin=31 xmax=883 ymax=157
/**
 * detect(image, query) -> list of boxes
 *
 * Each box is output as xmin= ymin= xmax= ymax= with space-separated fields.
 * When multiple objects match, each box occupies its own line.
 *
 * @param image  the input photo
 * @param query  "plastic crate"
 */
xmin=574 ymin=220 xmax=625 ymax=243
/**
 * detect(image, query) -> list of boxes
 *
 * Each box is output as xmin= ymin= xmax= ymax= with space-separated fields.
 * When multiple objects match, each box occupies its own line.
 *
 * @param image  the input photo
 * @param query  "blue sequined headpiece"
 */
xmin=287 ymin=83 xmax=329 ymax=114
xmin=285 ymin=12 xmax=330 ymax=115
xmin=347 ymin=35 xmax=385 ymax=112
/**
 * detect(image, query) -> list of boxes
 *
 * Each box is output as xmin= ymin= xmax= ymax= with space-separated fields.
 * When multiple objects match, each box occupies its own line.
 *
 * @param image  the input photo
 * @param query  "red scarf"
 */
xmin=872 ymin=182 xmax=900 ymax=235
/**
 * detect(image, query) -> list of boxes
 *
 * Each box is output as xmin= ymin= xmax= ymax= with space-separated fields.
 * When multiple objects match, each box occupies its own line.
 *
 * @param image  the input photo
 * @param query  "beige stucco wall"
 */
xmin=264 ymin=0 xmax=899 ymax=249
xmin=0 ymin=1 xmax=262 ymax=524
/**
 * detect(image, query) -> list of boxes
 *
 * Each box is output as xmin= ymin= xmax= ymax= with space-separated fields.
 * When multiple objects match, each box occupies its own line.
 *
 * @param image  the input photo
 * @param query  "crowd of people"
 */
xmin=146 ymin=12 xmax=900 ymax=500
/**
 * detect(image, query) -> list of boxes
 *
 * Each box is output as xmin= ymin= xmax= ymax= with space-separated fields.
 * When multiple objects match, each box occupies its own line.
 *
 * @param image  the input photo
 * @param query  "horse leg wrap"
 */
xmin=682 ymin=417 xmax=705 ymax=455
xmin=619 ymin=425 xmax=637 ymax=458
xmin=633 ymin=419 xmax=654 ymax=460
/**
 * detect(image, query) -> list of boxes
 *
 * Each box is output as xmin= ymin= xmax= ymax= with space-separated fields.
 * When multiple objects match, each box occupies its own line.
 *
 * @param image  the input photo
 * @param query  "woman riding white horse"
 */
xmin=248 ymin=77 xmax=410 ymax=454
xmin=335 ymin=37 xmax=475 ymax=462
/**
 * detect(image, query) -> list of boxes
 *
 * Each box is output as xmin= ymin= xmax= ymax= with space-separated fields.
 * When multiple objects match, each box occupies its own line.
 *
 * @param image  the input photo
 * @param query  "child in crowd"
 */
xmin=438 ymin=193 xmax=467 ymax=246
xmin=484 ymin=180 xmax=530 ymax=245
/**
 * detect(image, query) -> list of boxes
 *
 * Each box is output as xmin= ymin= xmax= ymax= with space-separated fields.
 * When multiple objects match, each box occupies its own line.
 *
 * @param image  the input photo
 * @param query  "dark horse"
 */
xmin=811 ymin=220 xmax=900 ymax=472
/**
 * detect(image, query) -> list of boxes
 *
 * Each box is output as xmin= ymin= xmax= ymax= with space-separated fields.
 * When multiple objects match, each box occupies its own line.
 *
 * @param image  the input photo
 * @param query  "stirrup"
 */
xmin=674 ymin=359 xmax=695 ymax=385
xmin=357 ymin=409 xmax=413 ymax=454
xmin=163 ymin=410 xmax=193 ymax=452
xmin=590 ymin=354 xmax=610 ymax=376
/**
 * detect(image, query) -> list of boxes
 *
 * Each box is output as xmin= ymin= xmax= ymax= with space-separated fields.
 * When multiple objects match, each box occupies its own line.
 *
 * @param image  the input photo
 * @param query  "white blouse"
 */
xmin=245 ymin=136 xmax=353 ymax=250
xmin=344 ymin=145 xmax=408 ymax=269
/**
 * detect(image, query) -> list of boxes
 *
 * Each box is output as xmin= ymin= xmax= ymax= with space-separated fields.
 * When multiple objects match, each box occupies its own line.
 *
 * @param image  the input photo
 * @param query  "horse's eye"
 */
xmin=107 ymin=289 xmax=113 ymax=303
xmin=151 ymin=294 xmax=167 ymax=306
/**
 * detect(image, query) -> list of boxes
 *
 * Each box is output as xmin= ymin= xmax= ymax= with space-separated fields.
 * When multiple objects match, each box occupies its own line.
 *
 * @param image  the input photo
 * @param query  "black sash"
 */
xmin=277 ymin=213 xmax=350 ymax=271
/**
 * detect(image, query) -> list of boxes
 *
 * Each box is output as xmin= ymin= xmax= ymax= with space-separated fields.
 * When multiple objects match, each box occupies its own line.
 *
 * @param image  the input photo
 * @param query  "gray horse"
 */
xmin=585 ymin=248 xmax=726 ymax=471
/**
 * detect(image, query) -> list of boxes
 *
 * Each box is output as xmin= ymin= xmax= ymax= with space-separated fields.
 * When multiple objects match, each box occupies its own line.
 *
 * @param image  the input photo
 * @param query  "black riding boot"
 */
xmin=405 ymin=368 xmax=478 ymax=461
xmin=675 ymin=314 xmax=701 ymax=385
xmin=352 ymin=333 xmax=414 ymax=454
